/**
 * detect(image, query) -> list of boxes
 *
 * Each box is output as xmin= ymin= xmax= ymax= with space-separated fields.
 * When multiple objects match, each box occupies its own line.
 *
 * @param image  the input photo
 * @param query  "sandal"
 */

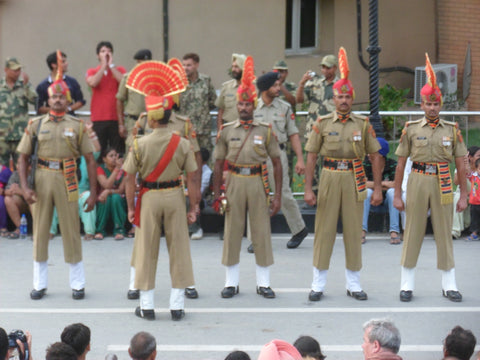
xmin=127 ymin=230 xmax=135 ymax=238
xmin=390 ymin=234 xmax=402 ymax=245
xmin=114 ymin=234 xmax=124 ymax=241
xmin=8 ymin=231 xmax=20 ymax=239
xmin=94 ymin=233 xmax=104 ymax=240
xmin=0 ymin=228 xmax=8 ymax=237
xmin=84 ymin=234 xmax=94 ymax=241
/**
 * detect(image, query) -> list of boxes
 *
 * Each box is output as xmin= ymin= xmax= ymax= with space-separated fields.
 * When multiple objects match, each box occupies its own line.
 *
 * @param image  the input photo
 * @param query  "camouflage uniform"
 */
xmin=302 ymin=75 xmax=339 ymax=139
xmin=0 ymin=77 xmax=37 ymax=164
xmin=178 ymin=73 xmax=216 ymax=156
xmin=280 ymin=81 xmax=297 ymax=103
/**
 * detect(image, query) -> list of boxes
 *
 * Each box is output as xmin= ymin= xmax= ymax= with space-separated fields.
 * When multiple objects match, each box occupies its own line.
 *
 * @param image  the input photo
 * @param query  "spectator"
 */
xmin=466 ymin=158 xmax=480 ymax=241
xmin=116 ymin=49 xmax=152 ymax=142
xmin=0 ymin=164 xmax=12 ymax=236
xmin=86 ymin=41 xmax=126 ymax=153
xmin=4 ymin=162 xmax=30 ymax=239
xmin=95 ymin=147 xmax=127 ymax=240
xmin=215 ymin=53 xmax=246 ymax=131
xmin=128 ymin=332 xmax=156 ymax=360
xmin=272 ymin=60 xmax=296 ymax=109
xmin=362 ymin=137 xmax=401 ymax=244
xmin=361 ymin=318 xmax=402 ymax=360
xmin=258 ymin=339 xmax=302 ymax=360
xmin=293 ymin=336 xmax=326 ymax=360
xmin=443 ymin=326 xmax=477 ymax=360
xmin=224 ymin=351 xmax=251 ymax=360
xmin=46 ymin=342 xmax=77 ymax=360
xmin=0 ymin=328 xmax=32 ymax=360
xmin=36 ymin=51 xmax=86 ymax=116
xmin=60 ymin=323 xmax=91 ymax=360
xmin=0 ymin=57 xmax=37 ymax=165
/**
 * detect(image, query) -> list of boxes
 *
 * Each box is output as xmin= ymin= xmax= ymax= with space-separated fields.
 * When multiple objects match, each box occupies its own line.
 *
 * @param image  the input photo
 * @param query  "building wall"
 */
xmin=437 ymin=0 xmax=480 ymax=111
xmin=0 ymin=0 xmax=438 ymax=111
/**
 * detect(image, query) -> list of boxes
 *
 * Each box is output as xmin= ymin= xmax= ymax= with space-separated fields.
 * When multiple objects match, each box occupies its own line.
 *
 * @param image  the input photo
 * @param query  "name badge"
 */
xmin=353 ymin=130 xmax=362 ymax=142
xmin=417 ymin=136 xmax=427 ymax=140
xmin=442 ymin=136 xmax=452 ymax=146
xmin=328 ymin=131 xmax=339 ymax=136
xmin=253 ymin=135 xmax=263 ymax=145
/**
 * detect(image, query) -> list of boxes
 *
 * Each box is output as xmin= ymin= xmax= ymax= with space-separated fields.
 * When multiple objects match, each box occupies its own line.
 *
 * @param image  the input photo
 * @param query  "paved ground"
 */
xmin=1 ymin=232 xmax=479 ymax=360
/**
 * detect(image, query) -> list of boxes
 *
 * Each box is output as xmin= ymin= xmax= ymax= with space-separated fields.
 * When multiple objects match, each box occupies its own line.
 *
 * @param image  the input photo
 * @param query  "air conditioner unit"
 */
xmin=414 ymin=64 xmax=457 ymax=104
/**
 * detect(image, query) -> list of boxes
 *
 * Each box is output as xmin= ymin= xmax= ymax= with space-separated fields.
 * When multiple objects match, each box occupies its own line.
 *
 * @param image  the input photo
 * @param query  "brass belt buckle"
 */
xmin=239 ymin=167 xmax=251 ymax=176
xmin=425 ymin=164 xmax=436 ymax=174
xmin=337 ymin=161 xmax=348 ymax=170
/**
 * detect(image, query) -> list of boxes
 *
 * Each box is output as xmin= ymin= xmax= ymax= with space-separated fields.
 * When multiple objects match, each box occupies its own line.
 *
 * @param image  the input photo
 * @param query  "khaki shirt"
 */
xmin=132 ymin=112 xmax=200 ymax=153
xmin=254 ymin=97 xmax=298 ymax=145
xmin=123 ymin=127 xmax=197 ymax=181
xmin=215 ymin=79 xmax=239 ymax=123
xmin=17 ymin=114 xmax=94 ymax=159
xmin=116 ymin=73 xmax=146 ymax=116
xmin=305 ymin=112 xmax=380 ymax=159
xmin=395 ymin=117 xmax=467 ymax=162
xmin=214 ymin=119 xmax=281 ymax=164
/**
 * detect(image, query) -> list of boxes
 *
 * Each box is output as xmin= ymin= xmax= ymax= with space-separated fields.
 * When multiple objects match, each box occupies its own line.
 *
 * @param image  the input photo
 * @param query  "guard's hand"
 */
xmin=23 ymin=188 xmax=37 ymax=205
xmin=187 ymin=210 xmax=197 ymax=225
xmin=295 ymin=158 xmax=305 ymax=175
xmin=456 ymin=195 xmax=468 ymax=213
xmin=128 ymin=209 xmax=135 ymax=223
xmin=118 ymin=124 xmax=127 ymax=138
xmin=370 ymin=188 xmax=383 ymax=206
xmin=393 ymin=196 xmax=405 ymax=212
xmin=270 ymin=195 xmax=281 ymax=217
xmin=304 ymin=189 xmax=316 ymax=206
xmin=84 ymin=193 xmax=96 ymax=212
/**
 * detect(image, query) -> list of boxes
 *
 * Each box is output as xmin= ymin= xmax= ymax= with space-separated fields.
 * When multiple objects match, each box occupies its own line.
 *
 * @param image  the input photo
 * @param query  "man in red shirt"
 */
xmin=86 ymin=41 xmax=126 ymax=154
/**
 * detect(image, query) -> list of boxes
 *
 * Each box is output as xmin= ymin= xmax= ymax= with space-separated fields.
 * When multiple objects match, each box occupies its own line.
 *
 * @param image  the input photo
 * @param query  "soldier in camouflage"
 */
xmin=178 ymin=53 xmax=217 ymax=158
xmin=272 ymin=60 xmax=296 ymax=109
xmin=0 ymin=57 xmax=37 ymax=165
xmin=296 ymin=54 xmax=339 ymax=139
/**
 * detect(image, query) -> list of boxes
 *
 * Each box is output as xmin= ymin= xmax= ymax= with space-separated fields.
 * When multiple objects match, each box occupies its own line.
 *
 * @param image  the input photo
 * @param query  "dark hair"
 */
xmin=468 ymin=146 xmax=480 ymax=157
xmin=475 ymin=158 xmax=480 ymax=169
xmin=60 ymin=323 xmax=91 ymax=356
xmin=46 ymin=51 xmax=67 ymax=71
xmin=96 ymin=41 xmax=113 ymax=54
xmin=224 ymin=350 xmax=251 ymax=360
xmin=444 ymin=326 xmax=477 ymax=360
xmin=98 ymin=146 xmax=117 ymax=165
xmin=183 ymin=53 xmax=200 ymax=63
xmin=0 ymin=328 xmax=8 ymax=360
xmin=200 ymin=147 xmax=210 ymax=163
xmin=293 ymin=336 xmax=326 ymax=360
xmin=129 ymin=332 xmax=156 ymax=360
xmin=156 ymin=109 xmax=172 ymax=125
xmin=46 ymin=342 xmax=77 ymax=360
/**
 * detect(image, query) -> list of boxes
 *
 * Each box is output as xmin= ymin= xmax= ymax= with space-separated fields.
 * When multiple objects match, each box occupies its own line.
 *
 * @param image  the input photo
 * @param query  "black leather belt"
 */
xmin=412 ymin=162 xmax=438 ymax=175
xmin=323 ymin=158 xmax=353 ymax=171
xmin=228 ymin=163 xmax=262 ymax=176
xmin=142 ymin=178 xmax=182 ymax=189
xmin=38 ymin=158 xmax=63 ymax=170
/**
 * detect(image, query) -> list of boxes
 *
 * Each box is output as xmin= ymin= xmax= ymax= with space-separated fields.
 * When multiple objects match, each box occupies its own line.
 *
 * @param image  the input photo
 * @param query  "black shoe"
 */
xmin=443 ymin=290 xmax=462 ymax=302
xmin=247 ymin=244 xmax=254 ymax=253
xmin=308 ymin=290 xmax=323 ymax=301
xmin=256 ymin=286 xmax=276 ymax=298
xmin=171 ymin=309 xmax=185 ymax=321
xmin=30 ymin=288 xmax=46 ymax=300
xmin=135 ymin=306 xmax=155 ymax=320
xmin=72 ymin=288 xmax=85 ymax=300
xmin=221 ymin=286 xmax=239 ymax=298
xmin=185 ymin=287 xmax=198 ymax=299
xmin=347 ymin=289 xmax=368 ymax=300
xmin=400 ymin=290 xmax=413 ymax=302
xmin=127 ymin=289 xmax=139 ymax=300
xmin=287 ymin=227 xmax=308 ymax=249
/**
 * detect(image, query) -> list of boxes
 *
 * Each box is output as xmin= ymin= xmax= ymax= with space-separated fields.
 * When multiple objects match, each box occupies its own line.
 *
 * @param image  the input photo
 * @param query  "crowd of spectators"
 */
xmin=0 ymin=320 xmax=477 ymax=360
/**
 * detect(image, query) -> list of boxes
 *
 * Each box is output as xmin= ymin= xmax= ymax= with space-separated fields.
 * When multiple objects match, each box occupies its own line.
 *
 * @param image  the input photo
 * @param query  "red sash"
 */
xmin=134 ymin=134 xmax=181 ymax=227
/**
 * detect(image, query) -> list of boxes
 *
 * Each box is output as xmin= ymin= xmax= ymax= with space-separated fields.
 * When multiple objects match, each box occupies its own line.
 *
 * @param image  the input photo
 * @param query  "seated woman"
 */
xmin=0 ymin=164 xmax=13 ymax=236
xmin=95 ymin=147 xmax=127 ymax=240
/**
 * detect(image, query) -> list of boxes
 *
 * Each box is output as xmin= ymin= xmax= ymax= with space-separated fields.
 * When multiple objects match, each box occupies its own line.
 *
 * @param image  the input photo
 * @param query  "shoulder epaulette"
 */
xmin=443 ymin=119 xmax=457 ymax=127
xmin=222 ymin=121 xmax=236 ymax=129
xmin=259 ymin=122 xmax=272 ymax=128
xmin=406 ymin=119 xmax=422 ymax=125
xmin=221 ymin=79 xmax=236 ymax=87
xmin=351 ymin=112 xmax=368 ymax=121
xmin=276 ymin=98 xmax=291 ymax=108
xmin=318 ymin=112 xmax=334 ymax=122
xmin=175 ymin=114 xmax=190 ymax=122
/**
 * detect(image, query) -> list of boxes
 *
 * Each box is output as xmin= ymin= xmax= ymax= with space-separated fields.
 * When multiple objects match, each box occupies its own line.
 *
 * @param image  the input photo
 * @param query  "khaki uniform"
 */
xmin=395 ymin=117 xmax=467 ymax=270
xmin=215 ymin=79 xmax=239 ymax=124
xmin=254 ymin=97 xmax=305 ymax=235
xmin=214 ymin=119 xmax=281 ymax=267
xmin=116 ymin=73 xmax=146 ymax=136
xmin=305 ymin=112 xmax=380 ymax=271
xmin=17 ymin=114 xmax=94 ymax=263
xmin=123 ymin=127 xmax=198 ymax=290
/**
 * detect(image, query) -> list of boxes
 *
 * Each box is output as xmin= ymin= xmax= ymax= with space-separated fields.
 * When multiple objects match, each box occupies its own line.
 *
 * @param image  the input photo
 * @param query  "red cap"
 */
xmin=420 ymin=53 xmax=442 ymax=105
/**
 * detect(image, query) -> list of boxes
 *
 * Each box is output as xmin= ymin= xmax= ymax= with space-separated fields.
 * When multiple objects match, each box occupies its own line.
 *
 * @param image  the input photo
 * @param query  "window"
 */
xmin=286 ymin=0 xmax=318 ymax=54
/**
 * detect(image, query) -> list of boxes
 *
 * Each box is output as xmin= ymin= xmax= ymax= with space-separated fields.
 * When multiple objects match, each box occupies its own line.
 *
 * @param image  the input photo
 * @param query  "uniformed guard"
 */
xmin=213 ymin=56 xmax=283 ymax=299
xmin=123 ymin=60 xmax=198 ymax=321
xmin=254 ymin=71 xmax=308 ymax=249
xmin=304 ymin=47 xmax=382 ymax=302
xmin=17 ymin=50 xmax=97 ymax=300
xmin=393 ymin=53 xmax=468 ymax=303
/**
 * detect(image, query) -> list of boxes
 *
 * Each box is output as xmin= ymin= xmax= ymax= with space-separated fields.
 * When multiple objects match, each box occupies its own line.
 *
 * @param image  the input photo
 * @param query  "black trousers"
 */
xmin=92 ymin=120 xmax=125 ymax=155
